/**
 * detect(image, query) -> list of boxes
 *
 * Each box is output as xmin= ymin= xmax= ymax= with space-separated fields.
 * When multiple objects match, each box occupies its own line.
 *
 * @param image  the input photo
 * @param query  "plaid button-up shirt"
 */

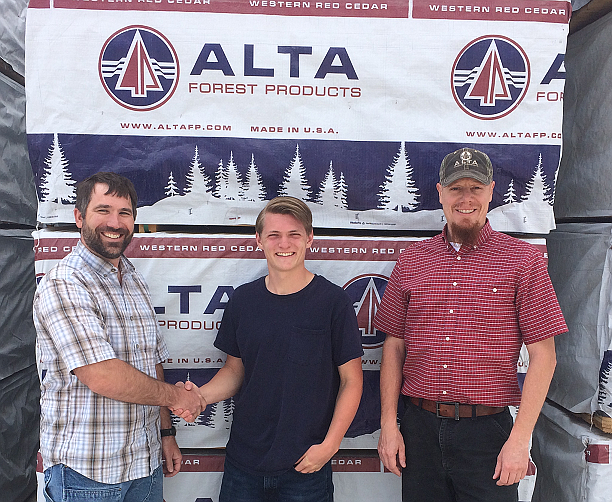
xmin=34 ymin=241 xmax=169 ymax=483
xmin=374 ymin=221 xmax=567 ymax=407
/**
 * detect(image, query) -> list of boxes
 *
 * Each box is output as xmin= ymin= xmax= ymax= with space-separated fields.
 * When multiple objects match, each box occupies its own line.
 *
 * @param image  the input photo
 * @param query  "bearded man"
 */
xmin=34 ymin=172 xmax=204 ymax=502
xmin=375 ymin=148 xmax=567 ymax=502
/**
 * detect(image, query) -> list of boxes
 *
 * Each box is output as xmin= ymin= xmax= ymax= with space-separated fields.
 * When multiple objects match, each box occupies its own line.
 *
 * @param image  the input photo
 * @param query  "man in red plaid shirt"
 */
xmin=375 ymin=147 xmax=567 ymax=502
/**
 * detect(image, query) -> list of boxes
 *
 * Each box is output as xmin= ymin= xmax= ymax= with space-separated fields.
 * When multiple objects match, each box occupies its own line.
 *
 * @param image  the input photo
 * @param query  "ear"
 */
xmin=255 ymin=232 xmax=262 ymax=250
xmin=436 ymin=183 xmax=443 ymax=204
xmin=488 ymin=181 xmax=495 ymax=202
xmin=74 ymin=207 xmax=84 ymax=229
xmin=306 ymin=231 xmax=314 ymax=248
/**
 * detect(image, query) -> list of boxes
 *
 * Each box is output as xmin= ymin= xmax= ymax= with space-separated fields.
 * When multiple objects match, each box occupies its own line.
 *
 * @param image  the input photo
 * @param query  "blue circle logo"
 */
xmin=99 ymin=26 xmax=179 ymax=111
xmin=452 ymin=36 xmax=530 ymax=120
xmin=343 ymin=274 xmax=389 ymax=349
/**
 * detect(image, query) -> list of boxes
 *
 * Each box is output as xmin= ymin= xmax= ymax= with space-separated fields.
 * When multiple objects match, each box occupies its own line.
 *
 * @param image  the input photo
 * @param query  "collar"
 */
xmin=74 ymin=240 xmax=134 ymax=277
xmin=442 ymin=219 xmax=493 ymax=252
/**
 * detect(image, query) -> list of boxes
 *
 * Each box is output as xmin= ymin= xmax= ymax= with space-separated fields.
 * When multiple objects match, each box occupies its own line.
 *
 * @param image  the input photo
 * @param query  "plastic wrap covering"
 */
xmin=554 ymin=10 xmax=612 ymax=219
xmin=0 ymin=74 xmax=37 ymax=226
xmin=547 ymin=223 xmax=612 ymax=416
xmin=532 ymin=400 xmax=612 ymax=502
xmin=0 ymin=365 xmax=40 ymax=502
xmin=0 ymin=0 xmax=26 ymax=76
xmin=0 ymin=229 xmax=37 ymax=379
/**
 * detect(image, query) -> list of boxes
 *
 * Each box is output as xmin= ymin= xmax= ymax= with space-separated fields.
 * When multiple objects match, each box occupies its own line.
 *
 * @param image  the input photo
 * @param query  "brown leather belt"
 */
xmin=407 ymin=396 xmax=506 ymax=420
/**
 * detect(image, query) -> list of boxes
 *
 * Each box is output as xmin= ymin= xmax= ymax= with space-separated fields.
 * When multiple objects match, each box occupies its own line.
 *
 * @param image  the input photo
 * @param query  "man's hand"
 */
xmin=170 ymin=381 xmax=206 ymax=423
xmin=161 ymin=436 xmax=182 ymax=477
xmin=294 ymin=443 xmax=336 ymax=474
xmin=378 ymin=424 xmax=406 ymax=477
xmin=170 ymin=381 xmax=207 ymax=422
xmin=493 ymin=436 xmax=529 ymax=486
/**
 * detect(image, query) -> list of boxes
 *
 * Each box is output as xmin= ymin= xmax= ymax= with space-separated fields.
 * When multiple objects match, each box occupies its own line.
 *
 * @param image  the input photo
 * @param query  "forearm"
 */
xmin=198 ymin=355 xmax=245 ymax=405
xmin=321 ymin=358 xmax=363 ymax=451
xmin=156 ymin=363 xmax=174 ymax=429
xmin=379 ymin=336 xmax=405 ymax=430
xmin=511 ymin=338 xmax=557 ymax=443
xmin=74 ymin=358 xmax=181 ymax=409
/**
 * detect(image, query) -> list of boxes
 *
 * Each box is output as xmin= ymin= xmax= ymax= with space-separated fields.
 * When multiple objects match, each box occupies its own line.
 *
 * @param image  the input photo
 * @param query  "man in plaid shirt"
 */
xmin=375 ymin=148 xmax=567 ymax=502
xmin=34 ymin=172 xmax=204 ymax=502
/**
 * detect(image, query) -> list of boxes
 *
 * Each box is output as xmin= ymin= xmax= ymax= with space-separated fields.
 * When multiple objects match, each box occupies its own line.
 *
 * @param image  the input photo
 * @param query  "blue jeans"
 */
xmin=43 ymin=464 xmax=163 ymax=502
xmin=219 ymin=457 xmax=334 ymax=502
xmin=400 ymin=399 xmax=518 ymax=502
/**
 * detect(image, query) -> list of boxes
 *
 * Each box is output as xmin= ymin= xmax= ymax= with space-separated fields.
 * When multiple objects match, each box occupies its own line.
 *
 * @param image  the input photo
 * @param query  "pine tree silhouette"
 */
xmin=278 ymin=144 xmax=311 ymax=201
xmin=377 ymin=142 xmax=419 ymax=211
xmin=522 ymin=154 xmax=552 ymax=204
xmin=225 ymin=152 xmax=242 ymax=200
xmin=184 ymin=146 xmax=212 ymax=196
xmin=40 ymin=133 xmax=76 ymax=204
xmin=164 ymin=171 xmax=179 ymax=197
xmin=242 ymin=154 xmax=267 ymax=201
xmin=503 ymin=179 xmax=517 ymax=204
xmin=315 ymin=161 xmax=337 ymax=206
xmin=335 ymin=172 xmax=348 ymax=209
xmin=214 ymin=159 xmax=229 ymax=199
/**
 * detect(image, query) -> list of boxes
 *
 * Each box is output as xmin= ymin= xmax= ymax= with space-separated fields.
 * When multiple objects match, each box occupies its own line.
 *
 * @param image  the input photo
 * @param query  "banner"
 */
xmin=26 ymin=0 xmax=569 ymax=232
xmin=34 ymin=230 xmax=547 ymax=449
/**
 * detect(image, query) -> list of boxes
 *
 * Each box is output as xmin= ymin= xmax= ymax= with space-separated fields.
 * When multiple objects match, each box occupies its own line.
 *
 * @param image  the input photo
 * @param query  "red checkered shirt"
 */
xmin=374 ymin=221 xmax=567 ymax=407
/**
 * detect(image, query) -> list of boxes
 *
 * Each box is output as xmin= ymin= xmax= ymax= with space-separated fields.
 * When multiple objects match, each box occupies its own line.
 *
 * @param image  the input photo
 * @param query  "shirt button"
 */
xmin=493 ymin=288 xmax=497 ymax=292
xmin=445 ymin=336 xmax=450 ymax=341
xmin=136 ymin=343 xmax=140 ymax=349
xmin=443 ymin=364 xmax=448 ymax=369
xmin=449 ymin=309 xmax=454 ymax=313
xmin=130 ymin=316 xmax=134 ymax=320
xmin=452 ymin=282 xmax=458 ymax=286
xmin=442 ymin=390 xmax=447 ymax=395
xmin=456 ymin=256 xmax=461 ymax=261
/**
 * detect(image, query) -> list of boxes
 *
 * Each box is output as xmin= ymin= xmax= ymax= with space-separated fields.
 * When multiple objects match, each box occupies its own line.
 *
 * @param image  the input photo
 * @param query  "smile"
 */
xmin=456 ymin=209 xmax=477 ymax=214
xmin=102 ymin=232 xmax=123 ymax=239
xmin=276 ymin=252 xmax=295 ymax=256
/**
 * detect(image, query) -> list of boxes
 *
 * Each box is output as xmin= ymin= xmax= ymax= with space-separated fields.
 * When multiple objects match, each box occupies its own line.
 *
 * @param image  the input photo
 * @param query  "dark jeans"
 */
xmin=43 ymin=464 xmax=163 ymax=502
xmin=219 ymin=457 xmax=334 ymax=502
xmin=400 ymin=399 xmax=519 ymax=502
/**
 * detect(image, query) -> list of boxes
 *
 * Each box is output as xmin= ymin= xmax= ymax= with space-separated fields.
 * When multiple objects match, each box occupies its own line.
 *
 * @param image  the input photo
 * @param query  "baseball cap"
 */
xmin=439 ymin=147 xmax=493 ymax=186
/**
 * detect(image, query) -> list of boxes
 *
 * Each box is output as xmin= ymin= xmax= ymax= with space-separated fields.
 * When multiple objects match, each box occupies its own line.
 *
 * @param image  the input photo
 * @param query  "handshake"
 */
xmin=170 ymin=381 xmax=208 ymax=422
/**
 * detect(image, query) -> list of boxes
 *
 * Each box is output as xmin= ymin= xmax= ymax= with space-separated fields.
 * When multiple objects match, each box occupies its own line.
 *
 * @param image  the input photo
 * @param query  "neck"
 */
xmin=265 ymin=268 xmax=314 ymax=295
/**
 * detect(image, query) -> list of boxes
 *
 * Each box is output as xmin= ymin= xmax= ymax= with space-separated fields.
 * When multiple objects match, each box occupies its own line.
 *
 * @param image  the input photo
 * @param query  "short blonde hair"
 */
xmin=255 ymin=197 xmax=313 ymax=235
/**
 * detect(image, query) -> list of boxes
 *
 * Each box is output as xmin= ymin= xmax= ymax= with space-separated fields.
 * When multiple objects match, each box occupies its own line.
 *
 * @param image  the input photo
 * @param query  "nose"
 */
xmin=105 ymin=211 xmax=122 ymax=229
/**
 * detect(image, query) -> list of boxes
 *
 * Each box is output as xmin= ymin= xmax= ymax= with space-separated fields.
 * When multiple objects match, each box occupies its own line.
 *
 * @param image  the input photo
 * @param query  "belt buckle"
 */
xmin=436 ymin=401 xmax=461 ymax=420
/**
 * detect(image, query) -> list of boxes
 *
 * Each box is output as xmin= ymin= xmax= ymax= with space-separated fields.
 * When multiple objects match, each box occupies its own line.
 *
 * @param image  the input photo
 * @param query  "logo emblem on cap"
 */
xmin=99 ymin=26 xmax=179 ymax=111
xmin=451 ymin=35 xmax=530 ymax=120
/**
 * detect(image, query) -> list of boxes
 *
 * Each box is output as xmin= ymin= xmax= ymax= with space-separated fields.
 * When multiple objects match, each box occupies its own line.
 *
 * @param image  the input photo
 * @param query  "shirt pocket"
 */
xmin=287 ymin=327 xmax=327 ymax=366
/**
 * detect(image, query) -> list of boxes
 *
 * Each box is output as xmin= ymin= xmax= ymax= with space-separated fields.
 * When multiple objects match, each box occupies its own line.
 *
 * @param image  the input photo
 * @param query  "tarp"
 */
xmin=0 ymin=0 xmax=26 ymax=76
xmin=546 ymin=223 xmax=612 ymax=417
xmin=532 ymin=400 xmax=612 ymax=502
xmin=554 ymin=10 xmax=612 ymax=219
xmin=0 ymin=229 xmax=37 ymax=379
xmin=0 ymin=365 xmax=40 ymax=502
xmin=25 ymin=0 xmax=569 ymax=232
xmin=0 ymin=74 xmax=37 ymax=226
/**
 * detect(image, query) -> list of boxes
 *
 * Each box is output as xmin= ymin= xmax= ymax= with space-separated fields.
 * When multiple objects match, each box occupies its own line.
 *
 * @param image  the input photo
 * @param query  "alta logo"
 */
xmin=451 ymin=35 xmax=530 ymax=120
xmin=99 ymin=26 xmax=179 ymax=111
xmin=343 ymin=274 xmax=388 ymax=349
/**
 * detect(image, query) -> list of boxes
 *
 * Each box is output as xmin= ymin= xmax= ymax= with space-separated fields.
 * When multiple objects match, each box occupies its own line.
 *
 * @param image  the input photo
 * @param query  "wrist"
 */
xmin=160 ymin=426 xmax=177 ymax=438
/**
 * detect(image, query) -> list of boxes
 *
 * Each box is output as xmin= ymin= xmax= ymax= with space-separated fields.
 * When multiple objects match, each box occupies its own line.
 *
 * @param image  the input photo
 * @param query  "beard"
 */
xmin=81 ymin=222 xmax=133 ymax=261
xmin=448 ymin=221 xmax=482 ymax=246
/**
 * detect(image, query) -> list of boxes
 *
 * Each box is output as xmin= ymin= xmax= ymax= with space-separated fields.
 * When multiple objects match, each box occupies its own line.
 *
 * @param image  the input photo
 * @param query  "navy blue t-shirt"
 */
xmin=214 ymin=274 xmax=363 ymax=475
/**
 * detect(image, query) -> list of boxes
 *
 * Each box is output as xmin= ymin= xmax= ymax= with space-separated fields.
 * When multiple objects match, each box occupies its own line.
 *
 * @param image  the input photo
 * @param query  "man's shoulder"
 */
xmin=396 ymin=233 xmax=444 ymax=261
xmin=43 ymin=249 xmax=88 ymax=282
xmin=488 ymin=229 xmax=542 ymax=256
